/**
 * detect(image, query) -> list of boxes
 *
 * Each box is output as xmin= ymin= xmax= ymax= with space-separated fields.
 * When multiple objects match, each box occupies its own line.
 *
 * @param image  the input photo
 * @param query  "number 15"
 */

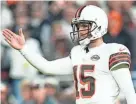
xmin=73 ymin=65 xmax=95 ymax=99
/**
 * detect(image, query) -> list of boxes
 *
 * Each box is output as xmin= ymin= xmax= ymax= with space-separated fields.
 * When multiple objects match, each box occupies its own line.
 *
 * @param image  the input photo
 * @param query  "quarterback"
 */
xmin=2 ymin=5 xmax=136 ymax=104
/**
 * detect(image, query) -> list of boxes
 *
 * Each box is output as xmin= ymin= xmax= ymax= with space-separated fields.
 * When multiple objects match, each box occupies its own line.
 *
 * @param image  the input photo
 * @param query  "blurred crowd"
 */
xmin=1 ymin=1 xmax=136 ymax=104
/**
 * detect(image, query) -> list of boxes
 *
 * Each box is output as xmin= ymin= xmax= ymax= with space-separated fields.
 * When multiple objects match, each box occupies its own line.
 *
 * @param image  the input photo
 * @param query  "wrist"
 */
xmin=19 ymin=44 xmax=27 ymax=53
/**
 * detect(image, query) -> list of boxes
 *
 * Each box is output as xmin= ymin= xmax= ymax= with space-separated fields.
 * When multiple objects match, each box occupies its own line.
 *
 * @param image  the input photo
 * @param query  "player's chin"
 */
xmin=90 ymin=40 xmax=96 ymax=43
xmin=90 ymin=38 xmax=101 ymax=43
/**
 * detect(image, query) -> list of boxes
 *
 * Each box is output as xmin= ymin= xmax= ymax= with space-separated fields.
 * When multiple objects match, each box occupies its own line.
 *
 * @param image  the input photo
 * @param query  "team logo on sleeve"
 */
xmin=91 ymin=55 xmax=100 ymax=61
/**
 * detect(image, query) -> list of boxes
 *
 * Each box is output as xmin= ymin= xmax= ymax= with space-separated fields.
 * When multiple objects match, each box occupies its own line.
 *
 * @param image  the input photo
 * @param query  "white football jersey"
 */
xmin=20 ymin=42 xmax=133 ymax=104
xmin=70 ymin=43 xmax=130 ymax=104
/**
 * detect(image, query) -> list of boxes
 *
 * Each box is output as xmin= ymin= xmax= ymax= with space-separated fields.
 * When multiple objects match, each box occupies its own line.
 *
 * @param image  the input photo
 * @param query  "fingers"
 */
xmin=4 ymin=29 xmax=17 ymax=37
xmin=3 ymin=29 xmax=17 ymax=41
xmin=19 ymin=28 xmax=24 ymax=37
xmin=4 ymin=38 xmax=11 ymax=44
xmin=2 ymin=29 xmax=18 ymax=40
xmin=19 ymin=28 xmax=22 ymax=35
xmin=2 ymin=30 xmax=12 ymax=41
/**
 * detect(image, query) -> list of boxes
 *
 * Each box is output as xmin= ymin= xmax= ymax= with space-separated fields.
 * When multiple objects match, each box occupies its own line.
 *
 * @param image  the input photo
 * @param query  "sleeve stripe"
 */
xmin=110 ymin=52 xmax=129 ymax=57
xmin=109 ymin=54 xmax=130 ymax=63
xmin=109 ymin=58 xmax=131 ymax=69
xmin=110 ymin=64 xmax=130 ymax=71
xmin=110 ymin=57 xmax=131 ymax=66
xmin=109 ymin=52 xmax=131 ymax=70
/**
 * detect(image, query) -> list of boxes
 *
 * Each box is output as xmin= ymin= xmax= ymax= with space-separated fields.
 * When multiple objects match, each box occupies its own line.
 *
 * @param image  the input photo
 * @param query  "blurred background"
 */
xmin=1 ymin=0 xmax=136 ymax=104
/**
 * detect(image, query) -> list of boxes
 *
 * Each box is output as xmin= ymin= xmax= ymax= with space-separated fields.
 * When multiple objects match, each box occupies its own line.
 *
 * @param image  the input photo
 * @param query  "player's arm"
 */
xmin=19 ymin=45 xmax=73 ymax=75
xmin=109 ymin=44 xmax=136 ymax=104
xmin=2 ymin=29 xmax=73 ymax=75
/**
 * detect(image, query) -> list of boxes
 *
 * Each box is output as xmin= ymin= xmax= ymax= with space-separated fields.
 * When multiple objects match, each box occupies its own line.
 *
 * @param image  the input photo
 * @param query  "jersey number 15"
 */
xmin=73 ymin=65 xmax=95 ymax=99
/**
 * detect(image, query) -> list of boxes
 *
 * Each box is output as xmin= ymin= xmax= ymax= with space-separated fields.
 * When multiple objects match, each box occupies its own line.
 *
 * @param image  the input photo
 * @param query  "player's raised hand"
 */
xmin=2 ymin=28 xmax=25 ymax=50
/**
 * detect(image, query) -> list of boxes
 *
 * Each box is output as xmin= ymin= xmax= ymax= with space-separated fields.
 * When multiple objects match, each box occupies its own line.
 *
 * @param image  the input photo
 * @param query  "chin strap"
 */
xmin=79 ymin=38 xmax=91 ymax=53
xmin=79 ymin=38 xmax=90 ymax=48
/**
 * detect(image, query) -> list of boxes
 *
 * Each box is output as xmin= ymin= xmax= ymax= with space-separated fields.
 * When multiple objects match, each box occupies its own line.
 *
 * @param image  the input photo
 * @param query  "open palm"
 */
xmin=2 ymin=28 xmax=25 ymax=50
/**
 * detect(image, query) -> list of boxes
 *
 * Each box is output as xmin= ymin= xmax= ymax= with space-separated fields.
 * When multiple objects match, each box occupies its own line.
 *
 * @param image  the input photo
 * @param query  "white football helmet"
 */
xmin=70 ymin=5 xmax=108 ymax=47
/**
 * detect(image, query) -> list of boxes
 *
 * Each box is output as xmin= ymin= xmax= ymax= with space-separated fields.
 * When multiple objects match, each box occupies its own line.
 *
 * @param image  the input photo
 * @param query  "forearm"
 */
xmin=19 ymin=45 xmax=73 ymax=75
xmin=111 ymin=68 xmax=136 ymax=104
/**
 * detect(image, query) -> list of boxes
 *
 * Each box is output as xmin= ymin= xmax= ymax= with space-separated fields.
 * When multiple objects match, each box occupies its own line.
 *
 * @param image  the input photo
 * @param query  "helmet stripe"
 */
xmin=75 ymin=5 xmax=86 ymax=18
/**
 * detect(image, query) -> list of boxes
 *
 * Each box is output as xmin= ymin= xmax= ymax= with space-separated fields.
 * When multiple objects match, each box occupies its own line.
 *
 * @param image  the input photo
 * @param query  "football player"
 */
xmin=2 ymin=5 xmax=136 ymax=104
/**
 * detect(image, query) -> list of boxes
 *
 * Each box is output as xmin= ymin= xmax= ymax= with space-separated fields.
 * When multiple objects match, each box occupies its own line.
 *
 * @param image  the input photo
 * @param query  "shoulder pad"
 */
xmin=110 ymin=43 xmax=130 ymax=54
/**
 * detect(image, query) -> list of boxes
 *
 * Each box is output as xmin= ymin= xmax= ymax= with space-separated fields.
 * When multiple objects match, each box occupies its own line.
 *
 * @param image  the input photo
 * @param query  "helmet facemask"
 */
xmin=70 ymin=18 xmax=98 ymax=46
